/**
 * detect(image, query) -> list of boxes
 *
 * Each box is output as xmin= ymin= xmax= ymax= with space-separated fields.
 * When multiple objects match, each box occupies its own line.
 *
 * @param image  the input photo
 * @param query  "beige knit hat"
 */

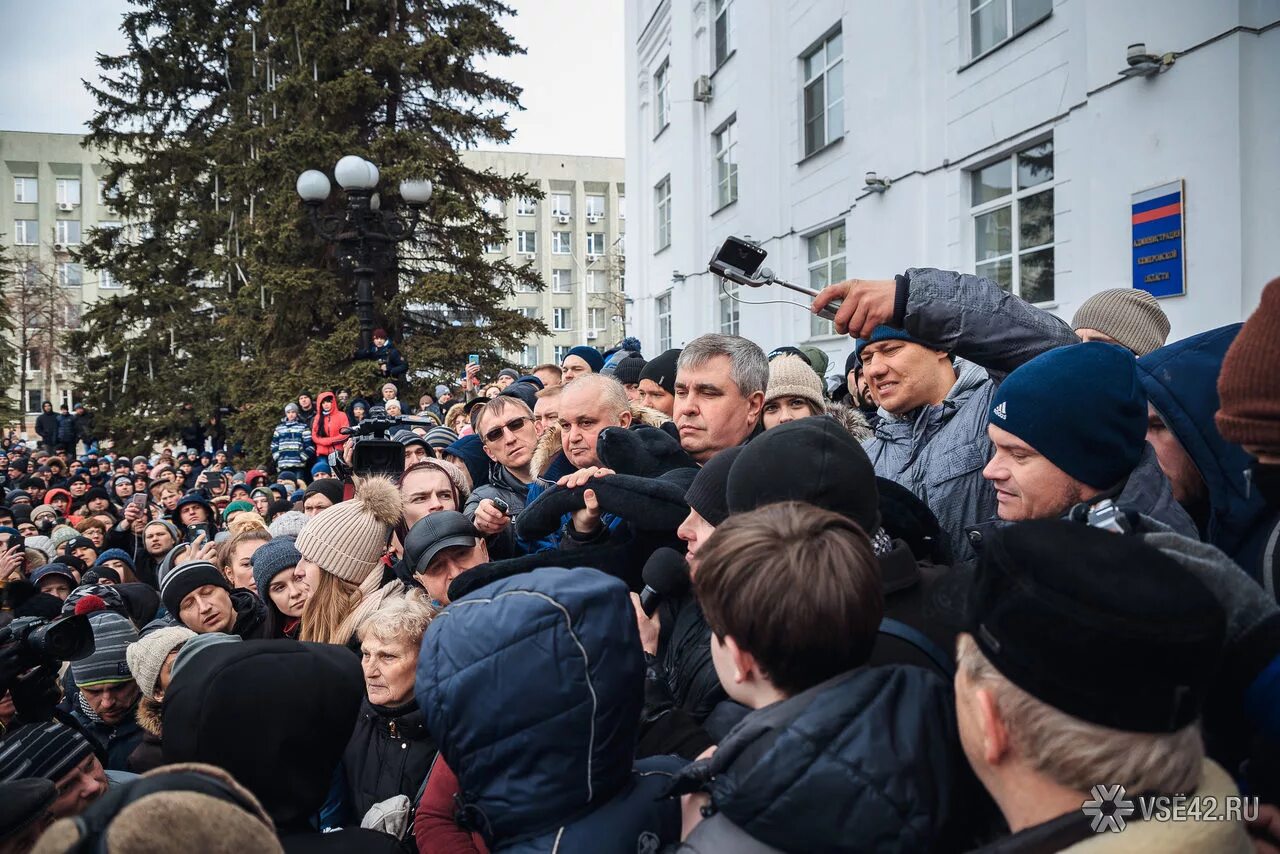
xmin=126 ymin=626 xmax=197 ymax=699
xmin=765 ymin=354 xmax=825 ymax=412
xmin=294 ymin=476 xmax=401 ymax=584
xmin=1071 ymin=288 xmax=1171 ymax=357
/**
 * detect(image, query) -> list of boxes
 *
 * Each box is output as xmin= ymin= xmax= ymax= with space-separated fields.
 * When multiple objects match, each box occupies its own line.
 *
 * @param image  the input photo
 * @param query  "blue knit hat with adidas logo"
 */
xmin=989 ymin=342 xmax=1147 ymax=489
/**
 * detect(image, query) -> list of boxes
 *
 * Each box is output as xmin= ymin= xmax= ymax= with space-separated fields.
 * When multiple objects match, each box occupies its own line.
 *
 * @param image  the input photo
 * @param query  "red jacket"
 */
xmin=414 ymin=757 xmax=487 ymax=854
xmin=311 ymin=392 xmax=351 ymax=458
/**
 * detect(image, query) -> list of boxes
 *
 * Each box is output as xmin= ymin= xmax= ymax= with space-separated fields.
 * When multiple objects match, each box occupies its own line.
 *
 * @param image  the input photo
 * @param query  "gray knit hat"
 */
xmin=1071 ymin=288 xmax=1171 ymax=357
xmin=252 ymin=538 xmax=302 ymax=601
xmin=48 ymin=525 xmax=79 ymax=552
xmin=72 ymin=611 xmax=139 ymax=688
xmin=425 ymin=426 xmax=459 ymax=451
xmin=268 ymin=511 xmax=308 ymax=539
xmin=294 ymin=476 xmax=401 ymax=584
xmin=126 ymin=626 xmax=196 ymax=698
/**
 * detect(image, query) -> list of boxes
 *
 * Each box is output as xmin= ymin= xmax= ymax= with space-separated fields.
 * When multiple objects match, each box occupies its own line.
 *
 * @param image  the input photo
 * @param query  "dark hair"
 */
xmin=695 ymin=501 xmax=884 ymax=696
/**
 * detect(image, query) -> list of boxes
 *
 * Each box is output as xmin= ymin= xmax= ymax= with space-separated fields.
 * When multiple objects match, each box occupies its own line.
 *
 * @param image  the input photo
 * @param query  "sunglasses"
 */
xmin=483 ymin=416 xmax=531 ymax=444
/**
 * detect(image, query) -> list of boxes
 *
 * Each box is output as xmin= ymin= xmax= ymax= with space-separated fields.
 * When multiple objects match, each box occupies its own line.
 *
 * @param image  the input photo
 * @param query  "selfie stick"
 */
xmin=708 ymin=261 xmax=843 ymax=322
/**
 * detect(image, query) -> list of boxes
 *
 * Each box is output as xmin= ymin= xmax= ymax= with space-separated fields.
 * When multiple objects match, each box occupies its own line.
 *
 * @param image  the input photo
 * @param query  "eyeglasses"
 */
xmin=483 ymin=416 xmax=531 ymax=444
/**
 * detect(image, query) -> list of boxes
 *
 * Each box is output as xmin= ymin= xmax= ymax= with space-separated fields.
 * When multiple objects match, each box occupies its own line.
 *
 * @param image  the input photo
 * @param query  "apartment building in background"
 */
xmin=625 ymin=0 xmax=1280 ymax=371
xmin=461 ymin=150 xmax=627 ymax=367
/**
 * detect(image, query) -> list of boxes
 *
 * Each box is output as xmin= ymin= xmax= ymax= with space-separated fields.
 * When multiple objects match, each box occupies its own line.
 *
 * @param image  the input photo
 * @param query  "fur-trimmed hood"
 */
xmin=137 ymin=693 xmax=164 ymax=738
xmin=530 ymin=401 xmax=670 ymax=478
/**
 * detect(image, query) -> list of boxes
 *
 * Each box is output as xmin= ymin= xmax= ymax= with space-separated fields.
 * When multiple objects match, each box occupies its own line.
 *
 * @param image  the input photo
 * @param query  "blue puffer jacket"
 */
xmin=1138 ymin=324 xmax=1279 ymax=592
xmin=416 ymin=567 xmax=683 ymax=852
xmin=270 ymin=417 xmax=313 ymax=472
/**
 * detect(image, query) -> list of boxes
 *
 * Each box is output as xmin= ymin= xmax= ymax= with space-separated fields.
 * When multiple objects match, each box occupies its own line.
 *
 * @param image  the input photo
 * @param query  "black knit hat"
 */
xmin=967 ymin=520 xmax=1225 ymax=733
xmin=303 ymin=477 xmax=345 ymax=507
xmin=160 ymin=560 xmax=232 ymax=619
xmin=638 ymin=348 xmax=681 ymax=395
xmin=726 ymin=417 xmax=880 ymax=535
xmin=612 ymin=351 xmax=648 ymax=386
xmin=683 ymin=446 xmax=744 ymax=526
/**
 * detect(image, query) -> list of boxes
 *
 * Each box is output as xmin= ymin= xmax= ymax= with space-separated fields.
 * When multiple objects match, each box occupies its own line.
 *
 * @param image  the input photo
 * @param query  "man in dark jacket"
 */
xmin=355 ymin=329 xmax=408 ymax=381
xmin=68 ymin=611 xmax=146 ymax=772
xmin=178 ymin=402 xmax=204 ymax=452
xmin=466 ymin=396 xmax=539 ymax=555
xmin=73 ymin=402 xmax=96 ymax=453
xmin=54 ymin=404 xmax=77 ymax=454
xmin=35 ymin=401 xmax=58 ymax=451
xmin=158 ymin=559 xmax=269 ymax=640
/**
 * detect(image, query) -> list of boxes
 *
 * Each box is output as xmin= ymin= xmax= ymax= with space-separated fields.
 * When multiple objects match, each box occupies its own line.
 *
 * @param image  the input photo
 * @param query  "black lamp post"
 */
xmin=296 ymin=156 xmax=433 ymax=353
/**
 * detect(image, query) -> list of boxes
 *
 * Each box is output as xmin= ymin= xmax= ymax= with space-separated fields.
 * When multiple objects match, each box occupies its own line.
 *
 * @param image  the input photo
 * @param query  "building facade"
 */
xmin=461 ymin=150 xmax=626 ymax=368
xmin=625 ymin=0 xmax=1280 ymax=372
xmin=1 ymin=130 xmax=119 ymax=422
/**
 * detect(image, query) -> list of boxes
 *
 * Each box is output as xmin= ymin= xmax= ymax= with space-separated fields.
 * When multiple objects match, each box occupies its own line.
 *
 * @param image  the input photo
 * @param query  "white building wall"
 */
xmin=625 ymin=0 xmax=1280 ymax=373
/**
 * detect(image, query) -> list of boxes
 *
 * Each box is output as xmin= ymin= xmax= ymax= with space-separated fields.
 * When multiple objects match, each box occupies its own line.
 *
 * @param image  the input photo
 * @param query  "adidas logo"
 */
xmin=993 ymin=401 xmax=1008 ymax=420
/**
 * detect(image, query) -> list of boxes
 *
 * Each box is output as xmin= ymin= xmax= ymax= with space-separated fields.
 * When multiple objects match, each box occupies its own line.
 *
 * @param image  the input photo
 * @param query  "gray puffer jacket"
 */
xmin=863 ymin=268 xmax=1079 ymax=560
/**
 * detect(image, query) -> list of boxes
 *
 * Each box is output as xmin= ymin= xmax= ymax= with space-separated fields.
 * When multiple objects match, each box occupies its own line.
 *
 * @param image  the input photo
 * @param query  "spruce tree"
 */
xmin=72 ymin=0 xmax=543 ymax=457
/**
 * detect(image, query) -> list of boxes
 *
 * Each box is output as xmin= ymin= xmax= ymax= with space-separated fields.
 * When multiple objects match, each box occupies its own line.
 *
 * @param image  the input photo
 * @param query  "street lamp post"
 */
xmin=296 ymin=156 xmax=433 ymax=353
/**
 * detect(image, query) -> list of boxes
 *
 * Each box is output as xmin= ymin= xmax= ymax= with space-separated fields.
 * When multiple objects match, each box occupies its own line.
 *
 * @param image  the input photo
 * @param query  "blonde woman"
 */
xmin=216 ymin=527 xmax=271 ymax=591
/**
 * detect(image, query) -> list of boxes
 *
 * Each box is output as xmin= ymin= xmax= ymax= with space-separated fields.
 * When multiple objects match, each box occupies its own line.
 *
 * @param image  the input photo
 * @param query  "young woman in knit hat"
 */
xmin=294 ymin=476 xmax=404 ymax=646
xmin=761 ymin=353 xmax=826 ymax=430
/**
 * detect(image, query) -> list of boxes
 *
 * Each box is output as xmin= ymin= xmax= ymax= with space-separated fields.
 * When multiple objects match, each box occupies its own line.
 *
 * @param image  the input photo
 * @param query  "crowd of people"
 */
xmin=0 ymin=268 xmax=1278 ymax=853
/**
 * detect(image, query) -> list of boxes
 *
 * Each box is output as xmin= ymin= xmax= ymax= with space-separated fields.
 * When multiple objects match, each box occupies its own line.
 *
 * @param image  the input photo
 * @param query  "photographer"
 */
xmin=354 ymin=328 xmax=408 ymax=381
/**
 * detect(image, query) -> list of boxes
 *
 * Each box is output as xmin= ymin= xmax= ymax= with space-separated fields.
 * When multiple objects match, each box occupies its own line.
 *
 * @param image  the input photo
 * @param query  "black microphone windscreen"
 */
xmin=641 ymin=547 xmax=691 ymax=597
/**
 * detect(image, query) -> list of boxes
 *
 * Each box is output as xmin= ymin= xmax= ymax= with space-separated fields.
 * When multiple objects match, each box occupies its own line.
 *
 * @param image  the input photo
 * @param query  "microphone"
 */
xmin=639 ymin=548 xmax=691 ymax=617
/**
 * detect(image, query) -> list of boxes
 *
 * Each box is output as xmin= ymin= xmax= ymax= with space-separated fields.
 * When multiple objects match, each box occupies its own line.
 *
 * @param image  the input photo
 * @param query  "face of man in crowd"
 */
xmin=50 ymin=753 xmax=108 ymax=819
xmin=676 ymin=508 xmax=716 ymax=577
xmin=557 ymin=382 xmax=631 ymax=469
xmin=80 ymin=681 xmax=140 ymax=726
xmin=145 ymin=525 xmax=175 ymax=556
xmin=560 ymin=355 xmax=592 ymax=384
xmin=115 ymin=481 xmax=134 ymax=500
xmin=298 ymin=394 xmax=313 ymax=411
xmin=403 ymin=442 xmax=431 ymax=468
xmin=416 ymin=540 xmax=488 ymax=606
xmin=637 ymin=379 xmax=674 ymax=417
xmin=1146 ymin=405 xmax=1205 ymax=507
xmin=401 ymin=468 xmax=459 ymax=528
xmin=225 ymin=540 xmax=265 ymax=590
xmin=533 ymin=396 xmax=558 ymax=437
xmin=533 ymin=367 xmax=561 ymax=389
xmin=304 ymin=492 xmax=334 ymax=517
xmin=382 ymin=384 xmax=397 ymax=401
xmin=983 ymin=424 xmax=1094 ymax=521
xmin=38 ymin=576 xmax=73 ymax=600
xmin=87 ymin=495 xmax=110 ymax=513
xmin=72 ymin=545 xmax=98 ymax=565
xmin=179 ymin=585 xmax=235 ymax=634
xmin=252 ymin=494 xmax=270 ymax=516
xmin=179 ymin=503 xmax=208 ymax=528
xmin=762 ymin=396 xmax=818 ymax=430
xmin=859 ymin=340 xmax=954 ymax=415
xmin=496 ymin=374 xmax=515 ymax=390
xmin=361 ymin=636 xmax=419 ymax=708
xmin=268 ymin=567 xmax=309 ymax=619
xmin=479 ymin=407 xmax=536 ymax=473
xmin=674 ymin=356 xmax=764 ymax=464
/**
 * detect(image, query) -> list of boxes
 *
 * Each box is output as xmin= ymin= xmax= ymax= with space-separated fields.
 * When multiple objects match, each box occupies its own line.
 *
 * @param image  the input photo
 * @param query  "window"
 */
xmin=585 ymin=194 xmax=606 ymax=220
xmin=713 ymin=118 xmax=738 ymax=208
xmin=552 ymin=231 xmax=572 ymax=255
xmin=14 ymin=220 xmax=39 ymax=245
xmin=616 ymin=234 xmax=626 ymax=255
xmin=521 ymin=343 xmax=539 ymax=365
xmin=516 ymin=196 xmax=537 ymax=216
xmin=587 ymin=269 xmax=608 ymax=293
xmin=807 ymin=223 xmax=846 ymax=336
xmin=657 ymin=292 xmax=672 ymax=351
xmin=551 ymin=193 xmax=572 ymax=218
xmin=714 ymin=0 xmax=735 ymax=67
xmin=98 ymin=269 xmax=120 ymax=289
xmin=553 ymin=307 xmax=572 ymax=331
xmin=802 ymin=30 xmax=844 ymax=157
xmin=585 ymin=232 xmax=605 ymax=256
xmin=516 ymin=230 xmax=537 ymax=254
xmin=969 ymin=0 xmax=1052 ymax=59
xmin=58 ymin=262 xmax=83 ymax=287
xmin=654 ymin=59 xmax=670 ymax=134
xmin=654 ymin=176 xmax=671 ymax=252
xmin=518 ymin=306 xmax=540 ymax=320
xmin=553 ymin=345 xmax=571 ymax=364
xmin=719 ymin=282 xmax=740 ymax=335
xmin=27 ymin=390 xmax=44 ymax=413
xmin=64 ymin=304 xmax=81 ymax=329
xmin=482 ymin=195 xmax=503 ymax=216
xmin=970 ymin=139 xmax=1055 ymax=303
xmin=515 ymin=277 xmax=537 ymax=293
xmin=14 ymin=178 xmax=37 ymax=203
xmin=55 ymin=178 xmax=81 ymax=207
xmin=485 ymin=238 xmax=506 ymax=254
xmin=56 ymin=220 xmax=81 ymax=245
xmin=95 ymin=220 xmax=121 ymax=234
xmin=588 ymin=307 xmax=606 ymax=333
xmin=552 ymin=269 xmax=573 ymax=293
xmin=618 ymin=195 xmax=626 ymax=220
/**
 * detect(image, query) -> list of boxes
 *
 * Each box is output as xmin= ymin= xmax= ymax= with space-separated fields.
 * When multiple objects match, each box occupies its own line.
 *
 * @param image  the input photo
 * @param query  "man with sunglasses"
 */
xmin=464 ymin=397 xmax=540 ymax=552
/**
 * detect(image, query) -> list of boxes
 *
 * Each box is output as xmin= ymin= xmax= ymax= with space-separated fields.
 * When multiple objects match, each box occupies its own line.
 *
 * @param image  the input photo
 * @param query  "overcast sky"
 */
xmin=0 ymin=0 xmax=624 ymax=158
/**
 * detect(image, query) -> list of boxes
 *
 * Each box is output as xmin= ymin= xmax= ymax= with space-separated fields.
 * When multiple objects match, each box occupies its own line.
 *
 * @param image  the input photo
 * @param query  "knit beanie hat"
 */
xmin=497 ymin=367 xmax=521 ymax=382
xmin=435 ymin=384 xmax=451 ymax=398
xmin=684 ymin=446 xmax=744 ymax=526
xmin=222 ymin=500 xmax=254 ymax=521
xmin=426 ymin=426 xmax=459 ymax=451
xmin=94 ymin=548 xmax=135 ymax=571
xmin=160 ymin=560 xmax=232 ymax=619
xmin=612 ymin=352 xmax=648 ymax=386
xmin=638 ymin=348 xmax=681 ymax=395
xmin=284 ymin=403 xmax=299 ymax=415
xmin=126 ymin=626 xmax=197 ymax=698
xmin=267 ymin=511 xmax=308 ymax=539
xmin=252 ymin=538 xmax=302 ymax=601
xmin=1217 ymin=276 xmax=1280 ymax=448
xmin=1071 ymin=288 xmax=1171 ymax=357
xmin=294 ymin=476 xmax=401 ymax=584
xmin=73 ymin=611 xmax=139 ymax=688
xmin=564 ymin=345 xmax=604 ymax=373
xmin=853 ymin=325 xmax=944 ymax=360
xmin=48 ymin=525 xmax=80 ymax=552
xmin=764 ymin=354 xmax=825 ymax=412
xmin=990 ymin=342 xmax=1147 ymax=489
xmin=303 ymin=477 xmax=345 ymax=507
xmin=0 ymin=720 xmax=94 ymax=783
xmin=144 ymin=519 xmax=180 ymax=543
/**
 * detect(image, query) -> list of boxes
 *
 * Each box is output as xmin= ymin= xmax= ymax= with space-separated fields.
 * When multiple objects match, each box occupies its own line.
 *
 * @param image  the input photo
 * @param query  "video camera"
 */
xmin=708 ymin=236 xmax=843 ymax=321
xmin=340 ymin=405 xmax=440 ymax=478
xmin=0 ymin=613 xmax=96 ymax=672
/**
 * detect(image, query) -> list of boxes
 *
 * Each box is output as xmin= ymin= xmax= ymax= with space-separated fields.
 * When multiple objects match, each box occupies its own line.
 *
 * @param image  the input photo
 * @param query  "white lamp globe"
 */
xmin=296 ymin=170 xmax=331 ymax=202
xmin=364 ymin=159 xmax=380 ymax=187
xmin=400 ymin=179 xmax=433 ymax=205
xmin=335 ymin=155 xmax=375 ymax=190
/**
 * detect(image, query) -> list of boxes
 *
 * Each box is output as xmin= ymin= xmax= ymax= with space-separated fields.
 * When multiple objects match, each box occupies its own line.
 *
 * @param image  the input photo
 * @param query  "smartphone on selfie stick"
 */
xmin=707 ymin=236 xmax=843 ymax=321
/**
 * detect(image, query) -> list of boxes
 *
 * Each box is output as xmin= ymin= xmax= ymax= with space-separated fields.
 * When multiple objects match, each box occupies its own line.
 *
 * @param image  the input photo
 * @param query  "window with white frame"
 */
xmin=516 ymin=196 xmax=537 ymax=216
xmin=55 ymin=178 xmax=81 ymax=207
xmin=585 ymin=232 xmax=605 ymax=256
xmin=553 ymin=307 xmax=572 ymax=331
xmin=553 ymin=345 xmax=571 ymax=364
xmin=654 ymin=59 xmax=670 ymax=135
xmin=807 ymin=223 xmax=846 ymax=337
xmin=58 ymin=262 xmax=83 ymax=287
xmin=14 ymin=178 xmax=37 ymax=203
xmin=585 ymin=194 xmax=605 ymax=220
xmin=56 ymin=220 xmax=81 ymax=245
xmin=618 ymin=268 xmax=626 ymax=292
xmin=26 ymin=390 xmax=44 ymax=412
xmin=718 ymin=282 xmax=740 ymax=335
xmin=969 ymin=0 xmax=1052 ymax=59
xmin=588 ymin=307 xmax=606 ymax=333
xmin=551 ymin=269 xmax=573 ymax=293
xmin=64 ymin=304 xmax=81 ymax=329
xmin=616 ymin=234 xmax=626 ymax=255
xmin=485 ymin=237 xmax=506 ymax=254
xmin=970 ymin=139 xmax=1054 ymax=303
xmin=98 ymin=268 xmax=120 ymax=289
xmin=516 ymin=230 xmax=537 ymax=254
xmin=515 ymin=276 xmax=537 ymax=293
xmin=657 ymin=292 xmax=672 ymax=351
xmin=587 ymin=269 xmax=608 ymax=293
xmin=617 ymin=194 xmax=626 ymax=220
xmin=713 ymin=117 xmax=738 ymax=209
xmin=802 ymin=30 xmax=844 ymax=157
xmin=714 ymin=0 xmax=735 ymax=67
xmin=654 ymin=176 xmax=671 ymax=252
xmin=14 ymin=220 xmax=39 ymax=245
xmin=518 ymin=306 xmax=540 ymax=320
xmin=551 ymin=193 xmax=572 ymax=218
xmin=552 ymin=231 xmax=572 ymax=255
xmin=521 ymin=343 xmax=539 ymax=365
